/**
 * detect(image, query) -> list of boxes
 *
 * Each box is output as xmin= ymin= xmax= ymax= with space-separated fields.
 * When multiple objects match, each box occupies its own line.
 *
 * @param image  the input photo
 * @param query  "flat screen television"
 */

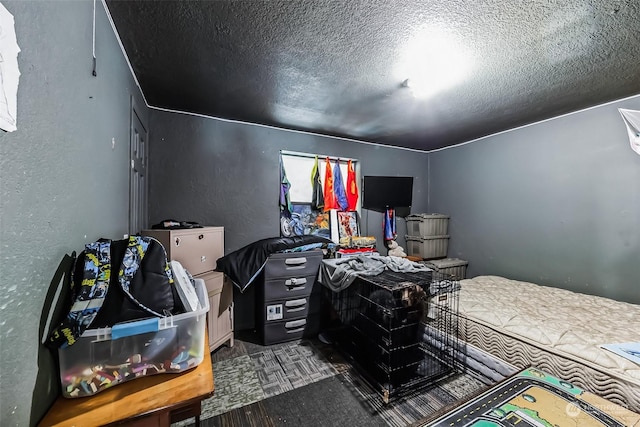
xmin=362 ymin=176 xmax=413 ymax=212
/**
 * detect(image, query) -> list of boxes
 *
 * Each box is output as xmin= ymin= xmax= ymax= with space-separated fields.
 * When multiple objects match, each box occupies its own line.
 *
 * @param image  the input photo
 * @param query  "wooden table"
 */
xmin=38 ymin=336 xmax=214 ymax=427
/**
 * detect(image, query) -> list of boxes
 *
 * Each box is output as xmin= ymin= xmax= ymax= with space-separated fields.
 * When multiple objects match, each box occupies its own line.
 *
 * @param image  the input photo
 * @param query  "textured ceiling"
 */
xmin=105 ymin=0 xmax=640 ymax=151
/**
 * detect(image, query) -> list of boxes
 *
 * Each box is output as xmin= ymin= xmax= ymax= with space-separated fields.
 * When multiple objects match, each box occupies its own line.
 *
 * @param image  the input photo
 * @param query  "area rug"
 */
xmin=250 ymin=340 xmax=338 ymax=398
xmin=340 ymin=367 xmax=487 ymax=427
xmin=173 ymin=338 xmax=340 ymax=426
xmin=172 ymin=354 xmax=265 ymax=427
xmin=172 ymin=337 xmax=492 ymax=427
xmin=261 ymin=375 xmax=387 ymax=427
xmin=192 ymin=367 xmax=488 ymax=427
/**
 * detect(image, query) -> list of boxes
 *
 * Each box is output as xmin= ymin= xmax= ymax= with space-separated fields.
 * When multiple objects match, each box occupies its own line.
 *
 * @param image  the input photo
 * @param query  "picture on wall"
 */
xmin=280 ymin=203 xmax=330 ymax=239
xmin=337 ymin=211 xmax=359 ymax=241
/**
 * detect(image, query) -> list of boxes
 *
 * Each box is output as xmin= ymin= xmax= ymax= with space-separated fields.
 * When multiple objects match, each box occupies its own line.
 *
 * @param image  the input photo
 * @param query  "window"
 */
xmin=280 ymin=151 xmax=360 ymax=242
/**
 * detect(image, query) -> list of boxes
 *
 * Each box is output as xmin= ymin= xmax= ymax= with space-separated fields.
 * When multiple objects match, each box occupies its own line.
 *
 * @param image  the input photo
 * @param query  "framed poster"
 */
xmin=337 ymin=211 xmax=359 ymax=241
xmin=280 ymin=203 xmax=331 ymax=239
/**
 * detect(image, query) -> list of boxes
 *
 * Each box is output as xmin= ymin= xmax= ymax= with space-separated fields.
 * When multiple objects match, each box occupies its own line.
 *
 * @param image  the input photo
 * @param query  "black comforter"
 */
xmin=215 ymin=235 xmax=333 ymax=292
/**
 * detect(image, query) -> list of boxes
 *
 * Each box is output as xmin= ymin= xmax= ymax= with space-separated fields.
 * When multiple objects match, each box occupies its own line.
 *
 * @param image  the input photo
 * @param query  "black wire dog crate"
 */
xmin=329 ymin=269 xmax=461 ymax=403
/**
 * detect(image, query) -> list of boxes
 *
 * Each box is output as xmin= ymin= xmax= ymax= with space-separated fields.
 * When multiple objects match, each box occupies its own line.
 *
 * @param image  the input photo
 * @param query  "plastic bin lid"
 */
xmin=406 ymin=213 xmax=450 ymax=219
xmin=405 ymin=235 xmax=450 ymax=240
xmin=425 ymin=258 xmax=468 ymax=268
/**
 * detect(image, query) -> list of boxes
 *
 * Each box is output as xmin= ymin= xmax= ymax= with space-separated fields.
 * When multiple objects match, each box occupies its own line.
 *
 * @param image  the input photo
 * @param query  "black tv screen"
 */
xmin=362 ymin=176 xmax=413 ymax=211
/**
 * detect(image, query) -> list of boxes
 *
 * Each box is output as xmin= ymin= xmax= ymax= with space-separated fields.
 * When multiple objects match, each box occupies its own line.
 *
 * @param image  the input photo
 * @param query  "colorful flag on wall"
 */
xmin=346 ymin=159 xmax=358 ymax=210
xmin=333 ymin=160 xmax=349 ymax=211
xmin=310 ymin=156 xmax=324 ymax=210
xmin=323 ymin=157 xmax=339 ymax=211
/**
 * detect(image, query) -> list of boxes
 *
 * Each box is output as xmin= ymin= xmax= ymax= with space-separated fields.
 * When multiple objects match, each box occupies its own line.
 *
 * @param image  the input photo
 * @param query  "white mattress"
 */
xmin=459 ymin=275 xmax=640 ymax=388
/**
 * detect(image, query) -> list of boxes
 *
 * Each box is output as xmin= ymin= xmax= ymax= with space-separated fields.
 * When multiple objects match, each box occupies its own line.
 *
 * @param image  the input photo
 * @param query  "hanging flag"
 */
xmin=310 ymin=156 xmax=324 ymax=210
xmin=323 ymin=157 xmax=338 ymax=211
xmin=333 ymin=160 xmax=349 ymax=211
xmin=346 ymin=159 xmax=358 ymax=211
xmin=279 ymin=157 xmax=292 ymax=217
xmin=383 ymin=208 xmax=396 ymax=241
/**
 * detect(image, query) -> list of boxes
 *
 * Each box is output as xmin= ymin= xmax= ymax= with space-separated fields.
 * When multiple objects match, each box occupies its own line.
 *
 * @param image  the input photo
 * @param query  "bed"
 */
xmin=457 ymin=275 xmax=640 ymax=413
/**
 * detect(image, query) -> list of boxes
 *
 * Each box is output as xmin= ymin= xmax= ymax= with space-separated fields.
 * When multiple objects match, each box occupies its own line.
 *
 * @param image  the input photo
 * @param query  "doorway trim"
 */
xmin=129 ymin=96 xmax=149 ymax=235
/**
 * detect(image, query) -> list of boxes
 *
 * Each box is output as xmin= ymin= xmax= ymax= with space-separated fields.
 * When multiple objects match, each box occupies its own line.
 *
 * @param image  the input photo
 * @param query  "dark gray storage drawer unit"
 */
xmin=257 ymin=250 xmax=323 ymax=345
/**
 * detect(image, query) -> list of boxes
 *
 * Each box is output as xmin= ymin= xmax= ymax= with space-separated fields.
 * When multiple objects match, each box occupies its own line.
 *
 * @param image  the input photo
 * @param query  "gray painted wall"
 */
xmin=429 ymin=95 xmax=640 ymax=304
xmin=2 ymin=2 xmax=635 ymax=425
xmin=0 ymin=2 xmax=148 ymax=425
xmin=148 ymin=111 xmax=430 ymax=329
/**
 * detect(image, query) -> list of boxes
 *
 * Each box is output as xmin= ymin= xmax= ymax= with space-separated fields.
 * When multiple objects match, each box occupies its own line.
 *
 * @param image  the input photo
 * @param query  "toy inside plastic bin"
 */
xmin=57 ymin=278 xmax=209 ymax=398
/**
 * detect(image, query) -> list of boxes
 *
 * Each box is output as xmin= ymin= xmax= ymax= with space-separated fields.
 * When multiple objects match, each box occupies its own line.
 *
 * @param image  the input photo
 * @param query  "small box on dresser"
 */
xmin=142 ymin=226 xmax=233 ymax=352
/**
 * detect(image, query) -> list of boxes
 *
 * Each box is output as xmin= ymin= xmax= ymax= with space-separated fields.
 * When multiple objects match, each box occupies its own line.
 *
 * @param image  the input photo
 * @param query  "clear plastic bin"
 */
xmin=57 ymin=279 xmax=209 ymax=398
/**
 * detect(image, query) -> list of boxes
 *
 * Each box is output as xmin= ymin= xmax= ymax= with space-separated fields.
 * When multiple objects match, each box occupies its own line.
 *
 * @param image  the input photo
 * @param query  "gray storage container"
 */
xmin=406 ymin=214 xmax=449 ymax=236
xmin=261 ymin=314 xmax=322 ymax=345
xmin=424 ymin=258 xmax=468 ymax=279
xmin=263 ymin=274 xmax=317 ymax=301
xmin=405 ymin=235 xmax=449 ymax=259
xmin=257 ymin=250 xmax=323 ymax=345
xmin=262 ymin=318 xmax=308 ymax=345
xmin=264 ymin=251 xmax=324 ymax=278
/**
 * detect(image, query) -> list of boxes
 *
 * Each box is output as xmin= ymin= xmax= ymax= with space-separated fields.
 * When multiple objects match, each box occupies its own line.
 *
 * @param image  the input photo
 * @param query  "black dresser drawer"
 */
xmin=261 ymin=297 xmax=310 ymax=324
xmin=260 ymin=314 xmax=322 ymax=345
xmin=262 ymin=318 xmax=307 ymax=345
xmin=263 ymin=273 xmax=317 ymax=301
xmin=258 ymin=250 xmax=324 ymax=345
xmin=264 ymin=250 xmax=323 ymax=279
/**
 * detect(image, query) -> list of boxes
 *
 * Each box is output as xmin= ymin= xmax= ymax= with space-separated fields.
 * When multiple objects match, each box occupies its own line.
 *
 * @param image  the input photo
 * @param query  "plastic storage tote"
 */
xmin=424 ymin=258 xmax=468 ymax=279
xmin=406 ymin=214 xmax=449 ymax=236
xmin=405 ymin=235 xmax=449 ymax=259
xmin=57 ymin=279 xmax=209 ymax=398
